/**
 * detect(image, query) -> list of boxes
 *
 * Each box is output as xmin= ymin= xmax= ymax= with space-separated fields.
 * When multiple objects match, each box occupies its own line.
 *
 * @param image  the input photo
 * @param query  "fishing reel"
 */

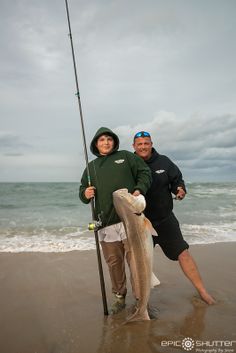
xmin=88 ymin=217 xmax=102 ymax=231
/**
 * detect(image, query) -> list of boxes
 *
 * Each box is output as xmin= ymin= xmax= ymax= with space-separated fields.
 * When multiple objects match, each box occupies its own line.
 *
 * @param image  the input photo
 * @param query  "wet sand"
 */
xmin=0 ymin=242 xmax=235 ymax=353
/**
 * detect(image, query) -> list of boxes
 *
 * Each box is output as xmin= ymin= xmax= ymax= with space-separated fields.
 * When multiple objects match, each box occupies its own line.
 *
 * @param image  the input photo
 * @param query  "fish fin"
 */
xmin=151 ymin=272 xmax=160 ymax=287
xmin=126 ymin=308 xmax=150 ymax=322
xmin=144 ymin=217 xmax=158 ymax=236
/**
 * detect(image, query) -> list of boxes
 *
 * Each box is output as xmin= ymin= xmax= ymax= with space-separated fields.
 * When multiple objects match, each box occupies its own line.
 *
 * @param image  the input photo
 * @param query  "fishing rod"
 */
xmin=64 ymin=0 xmax=108 ymax=316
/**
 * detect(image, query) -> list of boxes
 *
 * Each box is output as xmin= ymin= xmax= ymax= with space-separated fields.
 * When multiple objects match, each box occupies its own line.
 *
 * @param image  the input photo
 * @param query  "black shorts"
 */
xmin=152 ymin=212 xmax=189 ymax=261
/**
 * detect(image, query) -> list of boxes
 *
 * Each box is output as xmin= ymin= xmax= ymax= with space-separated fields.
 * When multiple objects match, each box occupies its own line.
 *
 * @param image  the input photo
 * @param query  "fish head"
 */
xmin=113 ymin=189 xmax=146 ymax=216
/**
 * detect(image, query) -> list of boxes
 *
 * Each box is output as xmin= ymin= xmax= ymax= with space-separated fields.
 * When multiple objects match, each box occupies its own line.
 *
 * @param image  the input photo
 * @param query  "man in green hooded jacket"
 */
xmin=79 ymin=127 xmax=152 ymax=313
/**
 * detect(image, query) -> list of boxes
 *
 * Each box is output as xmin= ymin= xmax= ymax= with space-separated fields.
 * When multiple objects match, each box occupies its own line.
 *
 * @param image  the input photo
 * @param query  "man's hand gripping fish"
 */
xmin=113 ymin=189 xmax=160 ymax=321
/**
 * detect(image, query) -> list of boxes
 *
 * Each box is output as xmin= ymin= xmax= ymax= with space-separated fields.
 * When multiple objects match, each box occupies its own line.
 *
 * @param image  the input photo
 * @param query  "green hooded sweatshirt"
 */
xmin=79 ymin=127 xmax=152 ymax=228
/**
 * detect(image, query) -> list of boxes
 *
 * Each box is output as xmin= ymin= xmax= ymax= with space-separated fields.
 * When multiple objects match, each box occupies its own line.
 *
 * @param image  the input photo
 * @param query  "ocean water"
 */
xmin=0 ymin=182 xmax=235 ymax=252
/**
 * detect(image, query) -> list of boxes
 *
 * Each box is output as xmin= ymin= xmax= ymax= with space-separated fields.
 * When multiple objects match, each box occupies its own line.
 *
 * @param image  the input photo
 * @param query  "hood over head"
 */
xmin=90 ymin=127 xmax=120 ymax=157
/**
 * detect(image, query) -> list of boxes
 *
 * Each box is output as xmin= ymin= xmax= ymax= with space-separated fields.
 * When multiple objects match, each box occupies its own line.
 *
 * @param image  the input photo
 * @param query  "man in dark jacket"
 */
xmin=79 ymin=127 xmax=152 ymax=313
xmin=133 ymin=131 xmax=215 ymax=304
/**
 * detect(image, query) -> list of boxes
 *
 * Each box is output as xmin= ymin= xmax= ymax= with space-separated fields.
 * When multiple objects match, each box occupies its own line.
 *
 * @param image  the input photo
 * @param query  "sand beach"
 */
xmin=0 ymin=242 xmax=235 ymax=353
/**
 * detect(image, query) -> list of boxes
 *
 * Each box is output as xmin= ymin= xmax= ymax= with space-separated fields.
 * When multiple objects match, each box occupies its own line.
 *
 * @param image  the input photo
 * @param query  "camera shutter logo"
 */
xmin=182 ymin=337 xmax=195 ymax=351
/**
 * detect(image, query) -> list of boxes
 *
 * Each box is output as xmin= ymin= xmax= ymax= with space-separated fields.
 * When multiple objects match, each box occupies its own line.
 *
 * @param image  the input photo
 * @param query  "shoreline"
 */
xmin=0 ymin=242 xmax=235 ymax=353
xmin=1 ymin=235 xmax=236 ymax=253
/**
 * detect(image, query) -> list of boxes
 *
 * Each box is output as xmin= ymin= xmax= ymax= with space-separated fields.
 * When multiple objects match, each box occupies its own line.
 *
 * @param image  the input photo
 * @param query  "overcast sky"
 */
xmin=1 ymin=0 xmax=235 ymax=182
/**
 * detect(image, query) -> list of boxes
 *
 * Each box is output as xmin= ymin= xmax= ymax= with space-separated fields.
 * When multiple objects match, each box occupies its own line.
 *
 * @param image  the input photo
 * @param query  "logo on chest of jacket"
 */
xmin=114 ymin=159 xmax=125 ymax=164
xmin=155 ymin=169 xmax=165 ymax=174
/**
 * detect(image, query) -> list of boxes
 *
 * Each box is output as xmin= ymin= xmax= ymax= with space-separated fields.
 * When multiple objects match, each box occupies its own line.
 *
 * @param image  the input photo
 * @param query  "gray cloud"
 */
xmin=115 ymin=112 xmax=236 ymax=181
xmin=3 ymin=153 xmax=24 ymax=157
xmin=0 ymin=0 xmax=235 ymax=181
xmin=0 ymin=133 xmax=32 ymax=154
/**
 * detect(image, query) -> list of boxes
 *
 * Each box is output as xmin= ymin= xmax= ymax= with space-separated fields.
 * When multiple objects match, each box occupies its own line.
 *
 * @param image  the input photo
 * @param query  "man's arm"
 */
xmin=126 ymin=152 xmax=152 ymax=195
xmin=167 ymin=157 xmax=186 ymax=197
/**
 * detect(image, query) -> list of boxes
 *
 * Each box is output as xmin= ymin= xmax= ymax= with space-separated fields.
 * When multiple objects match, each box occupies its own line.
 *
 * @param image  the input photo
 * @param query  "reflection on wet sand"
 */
xmin=0 ymin=244 xmax=235 ymax=353
xmin=96 ymin=297 xmax=207 ymax=353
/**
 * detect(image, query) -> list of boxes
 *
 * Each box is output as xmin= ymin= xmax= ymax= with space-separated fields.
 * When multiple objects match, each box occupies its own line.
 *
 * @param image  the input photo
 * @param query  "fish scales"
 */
xmin=113 ymin=188 xmax=159 ymax=321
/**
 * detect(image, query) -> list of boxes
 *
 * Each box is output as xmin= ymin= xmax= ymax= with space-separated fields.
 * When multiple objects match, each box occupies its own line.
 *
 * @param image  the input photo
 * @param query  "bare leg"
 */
xmin=178 ymin=249 xmax=216 ymax=304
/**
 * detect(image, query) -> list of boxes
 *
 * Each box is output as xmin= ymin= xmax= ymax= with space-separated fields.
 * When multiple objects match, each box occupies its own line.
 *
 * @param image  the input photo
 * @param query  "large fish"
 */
xmin=112 ymin=188 xmax=160 ymax=321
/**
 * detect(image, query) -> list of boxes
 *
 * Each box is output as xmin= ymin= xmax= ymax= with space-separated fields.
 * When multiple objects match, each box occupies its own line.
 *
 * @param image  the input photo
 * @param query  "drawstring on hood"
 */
xmin=90 ymin=127 xmax=120 ymax=157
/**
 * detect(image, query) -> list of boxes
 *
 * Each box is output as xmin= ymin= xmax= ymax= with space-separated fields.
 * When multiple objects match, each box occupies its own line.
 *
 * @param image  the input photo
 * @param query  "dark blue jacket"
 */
xmin=143 ymin=148 xmax=186 ymax=224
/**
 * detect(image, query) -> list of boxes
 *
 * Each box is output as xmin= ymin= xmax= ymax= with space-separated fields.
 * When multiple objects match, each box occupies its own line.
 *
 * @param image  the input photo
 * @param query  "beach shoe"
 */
xmin=110 ymin=293 xmax=126 ymax=314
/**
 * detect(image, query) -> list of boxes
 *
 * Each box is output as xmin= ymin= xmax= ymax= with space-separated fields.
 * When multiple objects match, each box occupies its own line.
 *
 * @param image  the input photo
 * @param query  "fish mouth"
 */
xmin=113 ymin=188 xmax=129 ymax=195
xmin=113 ymin=189 xmax=146 ymax=214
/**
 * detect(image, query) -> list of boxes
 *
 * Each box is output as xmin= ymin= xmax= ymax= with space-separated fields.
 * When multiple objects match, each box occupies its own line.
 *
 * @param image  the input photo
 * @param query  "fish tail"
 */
xmin=126 ymin=308 xmax=150 ymax=322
